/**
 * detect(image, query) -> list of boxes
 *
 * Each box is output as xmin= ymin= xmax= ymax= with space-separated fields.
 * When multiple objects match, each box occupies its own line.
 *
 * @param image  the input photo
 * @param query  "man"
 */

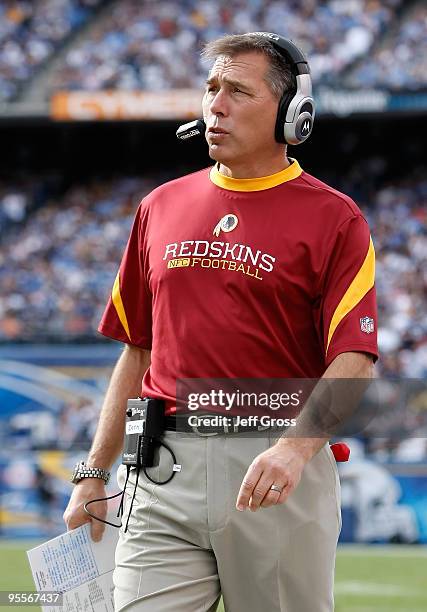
xmin=64 ymin=32 xmax=378 ymax=611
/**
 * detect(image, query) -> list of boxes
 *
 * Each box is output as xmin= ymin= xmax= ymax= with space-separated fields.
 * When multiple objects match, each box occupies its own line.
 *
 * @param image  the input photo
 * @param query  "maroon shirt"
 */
xmin=99 ymin=160 xmax=378 ymax=413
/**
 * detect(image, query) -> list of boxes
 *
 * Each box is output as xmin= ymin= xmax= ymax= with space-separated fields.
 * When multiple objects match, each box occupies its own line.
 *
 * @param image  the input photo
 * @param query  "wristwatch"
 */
xmin=71 ymin=461 xmax=110 ymax=485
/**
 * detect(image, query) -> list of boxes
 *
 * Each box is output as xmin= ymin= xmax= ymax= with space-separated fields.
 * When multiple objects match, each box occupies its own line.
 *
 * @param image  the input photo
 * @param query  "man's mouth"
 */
xmin=208 ymin=127 xmax=229 ymax=134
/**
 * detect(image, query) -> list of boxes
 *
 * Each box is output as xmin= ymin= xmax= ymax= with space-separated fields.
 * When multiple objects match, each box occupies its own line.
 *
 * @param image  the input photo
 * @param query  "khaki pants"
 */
xmin=114 ymin=431 xmax=341 ymax=611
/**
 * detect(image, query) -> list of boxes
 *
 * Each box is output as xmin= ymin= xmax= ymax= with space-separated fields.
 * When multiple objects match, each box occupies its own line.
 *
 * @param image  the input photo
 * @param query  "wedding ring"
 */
xmin=270 ymin=484 xmax=283 ymax=493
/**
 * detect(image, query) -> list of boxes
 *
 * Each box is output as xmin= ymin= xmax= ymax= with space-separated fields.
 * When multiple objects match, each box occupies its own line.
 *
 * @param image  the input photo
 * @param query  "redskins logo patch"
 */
xmin=213 ymin=214 xmax=238 ymax=237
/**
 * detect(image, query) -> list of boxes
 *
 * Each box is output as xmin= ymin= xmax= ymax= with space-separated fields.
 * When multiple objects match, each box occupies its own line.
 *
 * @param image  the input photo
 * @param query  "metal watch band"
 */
xmin=72 ymin=462 xmax=110 ymax=485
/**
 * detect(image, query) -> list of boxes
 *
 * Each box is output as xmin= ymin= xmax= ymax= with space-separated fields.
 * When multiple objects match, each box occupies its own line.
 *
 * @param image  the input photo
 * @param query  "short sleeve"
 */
xmin=321 ymin=214 xmax=378 ymax=366
xmin=98 ymin=201 xmax=152 ymax=348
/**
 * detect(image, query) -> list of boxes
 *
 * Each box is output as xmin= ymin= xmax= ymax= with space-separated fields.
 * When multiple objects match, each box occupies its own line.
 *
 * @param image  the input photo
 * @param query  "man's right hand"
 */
xmin=63 ymin=480 xmax=108 ymax=542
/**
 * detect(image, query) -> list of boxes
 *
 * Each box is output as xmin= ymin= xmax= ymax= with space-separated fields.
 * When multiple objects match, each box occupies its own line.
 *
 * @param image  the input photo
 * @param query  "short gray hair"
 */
xmin=201 ymin=33 xmax=296 ymax=100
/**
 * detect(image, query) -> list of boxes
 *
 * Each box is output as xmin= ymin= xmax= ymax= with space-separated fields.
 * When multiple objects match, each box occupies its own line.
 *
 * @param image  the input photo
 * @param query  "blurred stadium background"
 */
xmin=0 ymin=0 xmax=426 ymax=609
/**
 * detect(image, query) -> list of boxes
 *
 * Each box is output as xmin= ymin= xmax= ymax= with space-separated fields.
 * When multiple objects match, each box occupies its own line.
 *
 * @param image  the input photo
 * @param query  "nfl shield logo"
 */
xmin=360 ymin=316 xmax=374 ymax=334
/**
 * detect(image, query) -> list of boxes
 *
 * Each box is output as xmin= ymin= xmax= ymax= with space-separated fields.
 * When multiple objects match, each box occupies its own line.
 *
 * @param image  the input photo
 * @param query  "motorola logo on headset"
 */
xmin=302 ymin=120 xmax=311 ymax=133
xmin=176 ymin=31 xmax=315 ymax=146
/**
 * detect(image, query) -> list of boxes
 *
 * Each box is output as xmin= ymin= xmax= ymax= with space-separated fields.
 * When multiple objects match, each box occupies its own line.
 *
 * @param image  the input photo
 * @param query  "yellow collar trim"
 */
xmin=209 ymin=159 xmax=302 ymax=192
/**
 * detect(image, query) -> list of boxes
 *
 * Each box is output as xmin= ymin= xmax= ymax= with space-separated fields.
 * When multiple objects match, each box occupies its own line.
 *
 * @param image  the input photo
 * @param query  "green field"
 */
xmin=1 ymin=542 xmax=426 ymax=611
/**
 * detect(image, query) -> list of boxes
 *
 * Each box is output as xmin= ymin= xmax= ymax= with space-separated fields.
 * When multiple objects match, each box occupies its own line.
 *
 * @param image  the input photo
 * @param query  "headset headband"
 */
xmin=250 ymin=32 xmax=310 ymax=75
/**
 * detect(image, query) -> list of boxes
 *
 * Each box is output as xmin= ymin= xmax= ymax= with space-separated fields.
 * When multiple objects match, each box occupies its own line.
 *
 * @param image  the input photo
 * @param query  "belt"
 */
xmin=164 ymin=416 xmax=350 ymax=461
xmin=165 ymin=414 xmax=278 ymax=437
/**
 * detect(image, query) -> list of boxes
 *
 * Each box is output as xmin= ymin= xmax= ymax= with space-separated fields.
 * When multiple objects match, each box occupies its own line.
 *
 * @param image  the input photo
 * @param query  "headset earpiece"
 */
xmin=274 ymin=90 xmax=294 ymax=144
xmin=252 ymin=32 xmax=315 ymax=146
xmin=281 ymin=81 xmax=315 ymax=145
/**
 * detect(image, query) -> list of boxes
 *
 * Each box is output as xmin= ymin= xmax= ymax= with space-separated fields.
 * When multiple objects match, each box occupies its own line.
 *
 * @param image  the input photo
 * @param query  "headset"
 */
xmin=176 ymin=31 xmax=315 ymax=146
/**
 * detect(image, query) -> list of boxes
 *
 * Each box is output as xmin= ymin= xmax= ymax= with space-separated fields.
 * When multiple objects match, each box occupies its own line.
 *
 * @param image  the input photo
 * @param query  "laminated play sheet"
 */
xmin=27 ymin=517 xmax=119 ymax=612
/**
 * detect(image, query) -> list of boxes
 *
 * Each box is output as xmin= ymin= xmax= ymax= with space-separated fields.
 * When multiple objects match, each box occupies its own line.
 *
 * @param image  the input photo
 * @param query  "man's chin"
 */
xmin=207 ymin=143 xmax=232 ymax=164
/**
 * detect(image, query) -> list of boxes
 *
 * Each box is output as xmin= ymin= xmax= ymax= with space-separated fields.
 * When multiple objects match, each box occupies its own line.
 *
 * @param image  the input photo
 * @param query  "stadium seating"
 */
xmin=347 ymin=2 xmax=427 ymax=90
xmin=3 ymin=0 xmax=426 ymax=101
xmin=0 ymin=0 xmax=103 ymax=102
xmin=48 ymin=0 xmax=405 ymax=93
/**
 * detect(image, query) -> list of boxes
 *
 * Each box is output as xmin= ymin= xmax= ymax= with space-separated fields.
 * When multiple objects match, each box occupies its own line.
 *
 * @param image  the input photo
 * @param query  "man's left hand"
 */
xmin=235 ymin=438 xmax=317 ymax=512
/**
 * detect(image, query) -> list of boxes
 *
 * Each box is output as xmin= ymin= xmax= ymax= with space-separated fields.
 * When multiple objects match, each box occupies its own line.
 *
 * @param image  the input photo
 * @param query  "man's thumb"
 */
xmin=90 ymin=519 xmax=105 ymax=542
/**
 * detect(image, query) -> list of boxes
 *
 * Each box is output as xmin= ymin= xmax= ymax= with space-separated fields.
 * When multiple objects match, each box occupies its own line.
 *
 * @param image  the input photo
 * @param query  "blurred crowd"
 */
xmin=1 ymin=164 xmax=426 ymax=382
xmin=371 ymin=177 xmax=427 ymax=379
xmin=347 ymin=2 xmax=427 ymax=90
xmin=360 ymin=378 xmax=427 ymax=462
xmin=0 ymin=175 xmax=162 ymax=339
xmin=50 ymin=0 xmax=403 ymax=93
xmin=0 ymin=0 xmax=102 ymax=102
xmin=5 ymin=395 xmax=103 ymax=450
xmin=2 ymin=0 xmax=426 ymax=100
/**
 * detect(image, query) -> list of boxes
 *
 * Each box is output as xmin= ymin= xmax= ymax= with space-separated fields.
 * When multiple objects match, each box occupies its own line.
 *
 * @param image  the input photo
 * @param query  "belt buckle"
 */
xmin=190 ymin=424 xmax=219 ymax=437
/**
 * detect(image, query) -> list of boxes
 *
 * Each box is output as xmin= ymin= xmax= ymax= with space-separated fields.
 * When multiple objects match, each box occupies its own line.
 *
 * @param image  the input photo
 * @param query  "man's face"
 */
xmin=202 ymin=51 xmax=281 ymax=168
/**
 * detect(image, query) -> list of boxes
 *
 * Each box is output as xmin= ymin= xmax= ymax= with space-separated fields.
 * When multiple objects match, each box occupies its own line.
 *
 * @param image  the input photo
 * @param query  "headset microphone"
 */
xmin=176 ymin=119 xmax=206 ymax=141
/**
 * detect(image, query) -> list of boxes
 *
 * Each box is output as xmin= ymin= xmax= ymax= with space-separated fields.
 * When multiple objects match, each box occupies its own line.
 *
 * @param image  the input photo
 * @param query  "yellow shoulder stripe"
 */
xmin=112 ymin=271 xmax=131 ymax=342
xmin=326 ymin=236 xmax=375 ymax=354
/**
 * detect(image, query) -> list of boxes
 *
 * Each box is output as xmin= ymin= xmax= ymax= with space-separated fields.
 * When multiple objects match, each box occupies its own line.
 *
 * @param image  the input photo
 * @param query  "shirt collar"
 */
xmin=209 ymin=158 xmax=302 ymax=192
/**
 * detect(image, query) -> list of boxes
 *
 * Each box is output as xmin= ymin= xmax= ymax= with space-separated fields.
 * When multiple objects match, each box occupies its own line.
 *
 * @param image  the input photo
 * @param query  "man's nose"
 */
xmin=209 ymin=89 xmax=228 ymax=117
